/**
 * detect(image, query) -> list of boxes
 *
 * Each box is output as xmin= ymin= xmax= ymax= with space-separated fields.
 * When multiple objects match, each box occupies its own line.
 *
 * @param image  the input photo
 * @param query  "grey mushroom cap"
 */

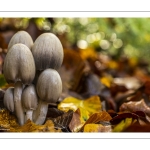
xmin=36 ymin=68 xmax=62 ymax=103
xmin=3 ymin=43 xmax=36 ymax=84
xmin=31 ymin=33 xmax=64 ymax=71
xmin=8 ymin=31 xmax=33 ymax=50
xmin=3 ymin=87 xmax=14 ymax=112
xmin=22 ymin=84 xmax=38 ymax=110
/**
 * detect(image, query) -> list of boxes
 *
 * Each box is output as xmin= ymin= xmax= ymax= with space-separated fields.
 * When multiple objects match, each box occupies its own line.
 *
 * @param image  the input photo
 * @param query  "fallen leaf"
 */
xmin=107 ymin=109 xmax=118 ymax=118
xmin=110 ymin=83 xmax=128 ymax=98
xmin=69 ymin=108 xmax=84 ymax=132
xmin=133 ymin=111 xmax=146 ymax=118
xmin=110 ymin=112 xmax=139 ymax=125
xmin=82 ymin=96 xmax=102 ymax=115
xmin=123 ymin=122 xmax=150 ymax=132
xmin=84 ymin=124 xmax=112 ymax=132
xmin=49 ymin=110 xmax=73 ymax=132
xmin=58 ymin=95 xmax=102 ymax=118
xmin=112 ymin=118 xmax=134 ymax=132
xmin=80 ymin=111 xmax=112 ymax=131
xmin=120 ymin=99 xmax=150 ymax=117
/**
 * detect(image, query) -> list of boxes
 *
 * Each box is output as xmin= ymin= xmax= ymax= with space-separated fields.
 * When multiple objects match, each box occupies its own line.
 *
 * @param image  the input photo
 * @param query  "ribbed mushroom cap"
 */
xmin=36 ymin=68 xmax=62 ymax=103
xmin=22 ymin=84 xmax=38 ymax=110
xmin=8 ymin=31 xmax=33 ymax=50
xmin=3 ymin=87 xmax=14 ymax=112
xmin=3 ymin=43 xmax=36 ymax=84
xmin=32 ymin=33 xmax=64 ymax=70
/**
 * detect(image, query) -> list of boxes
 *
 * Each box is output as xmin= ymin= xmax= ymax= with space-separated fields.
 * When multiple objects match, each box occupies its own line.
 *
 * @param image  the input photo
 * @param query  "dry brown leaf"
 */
xmin=79 ymin=111 xmax=112 ymax=131
xmin=49 ymin=110 xmax=73 ymax=132
xmin=69 ymin=108 xmax=83 ymax=132
xmin=120 ymin=99 xmax=150 ymax=117
xmin=85 ymin=111 xmax=112 ymax=123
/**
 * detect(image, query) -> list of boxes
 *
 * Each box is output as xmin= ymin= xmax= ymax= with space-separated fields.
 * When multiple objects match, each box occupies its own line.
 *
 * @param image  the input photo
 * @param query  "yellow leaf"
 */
xmin=58 ymin=96 xmax=101 ymax=113
xmin=58 ymin=96 xmax=102 ymax=123
xmin=84 ymin=124 xmax=101 ymax=132
xmin=79 ymin=107 xmax=89 ymax=122
xmin=83 ymin=96 xmax=102 ymax=115
xmin=112 ymin=118 xmax=133 ymax=132
xmin=84 ymin=124 xmax=112 ymax=132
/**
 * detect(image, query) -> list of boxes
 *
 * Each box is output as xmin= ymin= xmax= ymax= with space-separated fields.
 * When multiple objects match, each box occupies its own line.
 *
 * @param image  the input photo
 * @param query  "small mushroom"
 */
xmin=3 ymin=43 xmax=36 ymax=125
xmin=31 ymin=33 xmax=64 ymax=71
xmin=33 ymin=68 xmax=62 ymax=125
xmin=8 ymin=30 xmax=33 ymax=50
xmin=22 ymin=84 xmax=38 ymax=122
xmin=3 ymin=87 xmax=14 ymax=112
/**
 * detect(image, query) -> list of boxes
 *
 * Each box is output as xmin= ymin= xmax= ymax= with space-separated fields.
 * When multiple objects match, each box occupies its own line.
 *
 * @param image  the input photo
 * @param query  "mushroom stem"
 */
xmin=25 ymin=110 xmax=33 ymax=122
xmin=33 ymin=100 xmax=48 ymax=125
xmin=14 ymin=81 xmax=25 ymax=125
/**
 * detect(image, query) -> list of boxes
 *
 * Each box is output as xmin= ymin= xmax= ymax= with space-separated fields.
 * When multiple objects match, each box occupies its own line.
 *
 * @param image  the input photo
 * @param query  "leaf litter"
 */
xmin=1 ymin=34 xmax=150 ymax=132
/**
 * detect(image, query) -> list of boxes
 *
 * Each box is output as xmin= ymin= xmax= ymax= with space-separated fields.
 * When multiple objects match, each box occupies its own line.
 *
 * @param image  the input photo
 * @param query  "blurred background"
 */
xmin=1 ymin=18 xmax=150 ymax=61
xmin=1 ymin=18 xmax=150 ymax=111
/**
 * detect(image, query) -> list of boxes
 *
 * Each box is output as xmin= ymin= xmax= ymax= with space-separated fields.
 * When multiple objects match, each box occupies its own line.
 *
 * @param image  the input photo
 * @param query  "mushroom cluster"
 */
xmin=3 ymin=31 xmax=63 ymax=125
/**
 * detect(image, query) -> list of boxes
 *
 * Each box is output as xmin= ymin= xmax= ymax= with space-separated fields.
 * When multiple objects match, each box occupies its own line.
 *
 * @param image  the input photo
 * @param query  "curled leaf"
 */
xmin=120 ymin=99 xmax=150 ymax=117
xmin=110 ymin=112 xmax=139 ymax=125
